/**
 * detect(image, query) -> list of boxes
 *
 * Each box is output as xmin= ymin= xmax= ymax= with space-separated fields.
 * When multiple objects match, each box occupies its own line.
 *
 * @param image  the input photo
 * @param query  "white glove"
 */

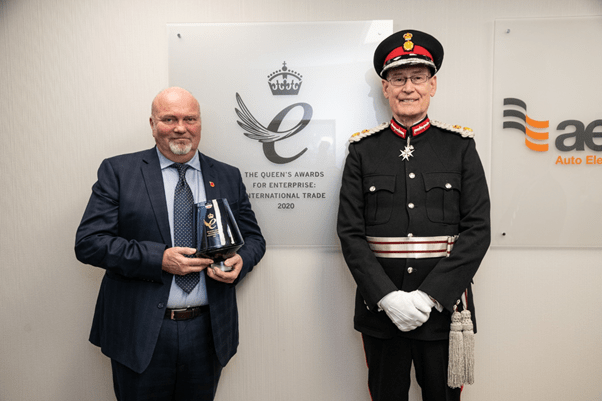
xmin=378 ymin=290 xmax=433 ymax=332
xmin=412 ymin=290 xmax=438 ymax=313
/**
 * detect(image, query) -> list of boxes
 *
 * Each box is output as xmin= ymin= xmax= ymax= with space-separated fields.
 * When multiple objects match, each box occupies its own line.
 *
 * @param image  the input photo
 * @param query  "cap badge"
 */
xmin=403 ymin=33 xmax=414 ymax=52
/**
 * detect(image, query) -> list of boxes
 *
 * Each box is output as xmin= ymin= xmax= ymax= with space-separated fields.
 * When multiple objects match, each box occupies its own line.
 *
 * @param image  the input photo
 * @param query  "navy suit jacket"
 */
xmin=75 ymin=147 xmax=265 ymax=373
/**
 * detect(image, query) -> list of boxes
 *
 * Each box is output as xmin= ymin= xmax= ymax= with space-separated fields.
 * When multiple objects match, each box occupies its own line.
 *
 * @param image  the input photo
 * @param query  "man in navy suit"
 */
xmin=75 ymin=87 xmax=266 ymax=400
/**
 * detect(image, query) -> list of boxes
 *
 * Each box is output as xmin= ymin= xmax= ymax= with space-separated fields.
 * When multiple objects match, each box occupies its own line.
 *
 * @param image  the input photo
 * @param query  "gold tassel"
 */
xmin=461 ymin=309 xmax=475 ymax=385
xmin=447 ymin=308 xmax=465 ymax=388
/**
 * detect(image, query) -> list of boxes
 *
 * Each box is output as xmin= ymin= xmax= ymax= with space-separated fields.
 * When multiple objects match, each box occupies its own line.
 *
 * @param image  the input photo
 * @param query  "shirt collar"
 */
xmin=156 ymin=147 xmax=201 ymax=172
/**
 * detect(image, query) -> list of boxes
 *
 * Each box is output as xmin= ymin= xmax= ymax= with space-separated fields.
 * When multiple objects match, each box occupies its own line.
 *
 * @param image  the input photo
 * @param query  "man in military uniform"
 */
xmin=337 ymin=30 xmax=490 ymax=401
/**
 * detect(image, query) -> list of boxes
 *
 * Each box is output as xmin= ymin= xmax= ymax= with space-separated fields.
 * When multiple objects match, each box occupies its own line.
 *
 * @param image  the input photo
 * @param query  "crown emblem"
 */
xmin=268 ymin=62 xmax=303 ymax=95
xmin=403 ymin=32 xmax=414 ymax=51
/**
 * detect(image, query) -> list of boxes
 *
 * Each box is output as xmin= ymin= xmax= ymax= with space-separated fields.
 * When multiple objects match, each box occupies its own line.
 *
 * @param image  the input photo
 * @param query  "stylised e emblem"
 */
xmin=236 ymin=93 xmax=313 ymax=164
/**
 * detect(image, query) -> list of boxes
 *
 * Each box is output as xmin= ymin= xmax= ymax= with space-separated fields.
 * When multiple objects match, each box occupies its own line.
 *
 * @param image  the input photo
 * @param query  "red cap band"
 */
xmin=384 ymin=45 xmax=434 ymax=66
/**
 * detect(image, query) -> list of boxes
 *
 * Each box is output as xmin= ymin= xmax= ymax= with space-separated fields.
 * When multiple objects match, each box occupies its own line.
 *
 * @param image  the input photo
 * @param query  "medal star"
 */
xmin=399 ymin=145 xmax=414 ymax=161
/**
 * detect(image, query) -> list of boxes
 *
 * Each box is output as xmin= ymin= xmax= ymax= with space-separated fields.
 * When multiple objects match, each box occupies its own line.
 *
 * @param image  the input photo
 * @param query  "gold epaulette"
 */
xmin=349 ymin=121 xmax=390 ymax=143
xmin=430 ymin=120 xmax=475 ymax=138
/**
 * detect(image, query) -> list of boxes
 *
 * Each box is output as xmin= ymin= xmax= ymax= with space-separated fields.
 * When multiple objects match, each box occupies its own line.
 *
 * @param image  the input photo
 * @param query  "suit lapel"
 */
xmin=198 ymin=152 xmax=220 ymax=302
xmin=140 ymin=148 xmax=172 ymax=246
xmin=199 ymin=152 xmax=219 ymax=201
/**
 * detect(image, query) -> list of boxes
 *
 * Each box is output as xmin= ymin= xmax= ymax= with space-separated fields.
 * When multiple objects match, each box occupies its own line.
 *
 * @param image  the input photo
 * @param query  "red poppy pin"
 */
xmin=210 ymin=181 xmax=215 ymax=187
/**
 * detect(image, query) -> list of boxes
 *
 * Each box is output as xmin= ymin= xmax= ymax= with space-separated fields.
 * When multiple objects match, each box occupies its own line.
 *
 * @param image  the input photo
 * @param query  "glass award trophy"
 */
xmin=193 ymin=198 xmax=244 ymax=272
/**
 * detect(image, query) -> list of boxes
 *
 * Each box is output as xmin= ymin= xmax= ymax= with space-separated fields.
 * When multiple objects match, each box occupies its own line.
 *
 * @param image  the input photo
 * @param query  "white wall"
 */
xmin=1 ymin=0 xmax=602 ymax=400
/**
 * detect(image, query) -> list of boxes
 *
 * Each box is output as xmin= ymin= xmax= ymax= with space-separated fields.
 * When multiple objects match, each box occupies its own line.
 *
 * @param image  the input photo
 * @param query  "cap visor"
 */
xmin=381 ymin=59 xmax=436 ymax=77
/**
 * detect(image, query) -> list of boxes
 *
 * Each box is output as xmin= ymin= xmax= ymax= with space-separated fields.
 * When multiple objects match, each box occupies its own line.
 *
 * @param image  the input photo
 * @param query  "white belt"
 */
xmin=367 ymin=235 xmax=459 ymax=258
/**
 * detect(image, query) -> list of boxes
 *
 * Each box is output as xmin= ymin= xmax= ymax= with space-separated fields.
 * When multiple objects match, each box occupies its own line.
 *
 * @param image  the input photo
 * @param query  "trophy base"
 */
xmin=212 ymin=261 xmax=233 ymax=272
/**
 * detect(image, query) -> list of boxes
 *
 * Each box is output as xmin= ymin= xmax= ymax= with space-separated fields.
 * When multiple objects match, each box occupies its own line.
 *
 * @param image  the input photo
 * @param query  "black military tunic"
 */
xmin=337 ymin=117 xmax=491 ymax=341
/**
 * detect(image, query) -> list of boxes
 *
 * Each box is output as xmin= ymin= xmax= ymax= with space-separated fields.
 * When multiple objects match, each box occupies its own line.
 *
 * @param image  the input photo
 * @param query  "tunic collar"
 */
xmin=390 ymin=116 xmax=431 ymax=139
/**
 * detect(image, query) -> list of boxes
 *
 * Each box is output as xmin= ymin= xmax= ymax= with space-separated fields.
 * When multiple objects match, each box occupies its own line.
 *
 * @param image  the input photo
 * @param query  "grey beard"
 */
xmin=169 ymin=142 xmax=192 ymax=155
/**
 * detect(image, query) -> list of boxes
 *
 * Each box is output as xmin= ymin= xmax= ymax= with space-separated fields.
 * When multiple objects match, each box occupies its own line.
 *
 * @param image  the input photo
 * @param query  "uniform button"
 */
xmin=407 ymin=267 xmax=414 ymax=274
xmin=408 ymin=203 xmax=415 ymax=209
xmin=445 ymin=183 xmax=452 ymax=189
xmin=409 ymin=172 xmax=415 ymax=179
xmin=369 ymin=186 xmax=376 ymax=192
xmin=157 ymin=303 xmax=165 ymax=309
xmin=407 ymin=233 xmax=413 ymax=237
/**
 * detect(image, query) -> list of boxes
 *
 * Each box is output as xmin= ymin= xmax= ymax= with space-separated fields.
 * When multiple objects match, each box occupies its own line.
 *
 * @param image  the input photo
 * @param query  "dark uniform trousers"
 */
xmin=363 ymin=334 xmax=461 ymax=401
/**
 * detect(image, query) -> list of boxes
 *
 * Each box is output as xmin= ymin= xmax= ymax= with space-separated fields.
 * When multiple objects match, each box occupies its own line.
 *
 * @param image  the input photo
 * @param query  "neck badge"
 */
xmin=390 ymin=118 xmax=431 ymax=161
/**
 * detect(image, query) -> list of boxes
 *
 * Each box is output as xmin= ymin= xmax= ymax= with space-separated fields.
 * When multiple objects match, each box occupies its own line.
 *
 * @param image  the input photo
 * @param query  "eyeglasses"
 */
xmin=387 ymin=74 xmax=431 ymax=87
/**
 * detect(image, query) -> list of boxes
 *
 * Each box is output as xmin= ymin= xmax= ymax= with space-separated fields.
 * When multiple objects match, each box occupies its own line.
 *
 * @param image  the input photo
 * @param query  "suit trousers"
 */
xmin=362 ymin=334 xmax=461 ymax=401
xmin=111 ymin=311 xmax=222 ymax=401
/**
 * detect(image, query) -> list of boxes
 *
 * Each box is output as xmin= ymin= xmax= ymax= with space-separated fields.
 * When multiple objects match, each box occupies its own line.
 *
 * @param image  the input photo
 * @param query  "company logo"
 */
xmin=503 ymin=98 xmax=549 ymax=152
xmin=236 ymin=61 xmax=313 ymax=164
xmin=502 ymin=97 xmax=602 ymax=165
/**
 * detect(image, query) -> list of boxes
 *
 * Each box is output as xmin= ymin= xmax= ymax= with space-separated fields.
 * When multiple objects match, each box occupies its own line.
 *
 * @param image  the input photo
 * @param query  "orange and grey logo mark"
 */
xmin=503 ymin=98 xmax=550 ymax=152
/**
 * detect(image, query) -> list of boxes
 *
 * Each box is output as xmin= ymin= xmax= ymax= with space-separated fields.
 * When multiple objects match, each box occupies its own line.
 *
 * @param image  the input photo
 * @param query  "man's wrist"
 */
xmin=421 ymin=291 xmax=443 ymax=312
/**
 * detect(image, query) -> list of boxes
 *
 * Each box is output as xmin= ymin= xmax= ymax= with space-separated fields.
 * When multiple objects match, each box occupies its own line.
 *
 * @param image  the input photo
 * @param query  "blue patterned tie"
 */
xmin=172 ymin=163 xmax=200 ymax=293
